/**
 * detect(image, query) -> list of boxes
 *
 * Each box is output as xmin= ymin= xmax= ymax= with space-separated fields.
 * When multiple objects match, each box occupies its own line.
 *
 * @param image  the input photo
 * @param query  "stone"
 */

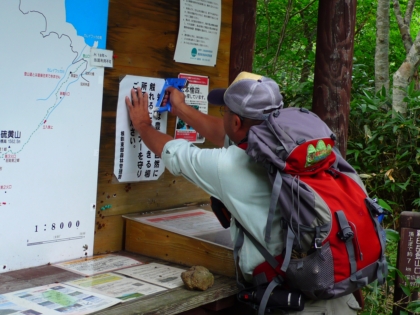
xmin=181 ymin=266 xmax=214 ymax=291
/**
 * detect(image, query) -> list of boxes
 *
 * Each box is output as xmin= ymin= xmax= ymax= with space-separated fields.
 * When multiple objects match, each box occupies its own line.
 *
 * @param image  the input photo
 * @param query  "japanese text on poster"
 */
xmin=175 ymin=73 xmax=209 ymax=143
xmin=116 ymin=263 xmax=185 ymax=289
xmin=174 ymin=0 xmax=221 ymax=66
xmin=65 ymin=273 xmax=166 ymax=302
xmin=114 ymin=75 xmax=167 ymax=182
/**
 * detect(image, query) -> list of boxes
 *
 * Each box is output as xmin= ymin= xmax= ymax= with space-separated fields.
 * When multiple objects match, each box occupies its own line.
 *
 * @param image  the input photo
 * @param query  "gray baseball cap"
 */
xmin=207 ymin=72 xmax=283 ymax=120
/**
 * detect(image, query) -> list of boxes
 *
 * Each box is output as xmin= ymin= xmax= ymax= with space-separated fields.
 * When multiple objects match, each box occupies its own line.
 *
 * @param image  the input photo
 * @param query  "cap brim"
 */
xmin=207 ymin=88 xmax=227 ymax=105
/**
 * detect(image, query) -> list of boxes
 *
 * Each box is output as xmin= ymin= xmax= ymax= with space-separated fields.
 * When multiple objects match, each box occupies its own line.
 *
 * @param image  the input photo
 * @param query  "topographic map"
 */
xmin=0 ymin=0 xmax=109 ymax=272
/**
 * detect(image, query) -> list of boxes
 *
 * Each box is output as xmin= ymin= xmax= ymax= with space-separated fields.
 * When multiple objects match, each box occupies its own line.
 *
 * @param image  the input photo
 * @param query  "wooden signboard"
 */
xmin=93 ymin=0 xmax=234 ymax=254
xmin=124 ymin=206 xmax=236 ymax=278
xmin=394 ymin=211 xmax=420 ymax=315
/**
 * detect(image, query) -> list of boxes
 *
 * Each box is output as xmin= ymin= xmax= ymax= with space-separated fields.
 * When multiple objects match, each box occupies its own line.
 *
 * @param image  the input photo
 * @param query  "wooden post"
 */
xmin=229 ymin=0 xmax=257 ymax=83
xmin=312 ymin=0 xmax=357 ymax=157
xmin=393 ymin=212 xmax=420 ymax=315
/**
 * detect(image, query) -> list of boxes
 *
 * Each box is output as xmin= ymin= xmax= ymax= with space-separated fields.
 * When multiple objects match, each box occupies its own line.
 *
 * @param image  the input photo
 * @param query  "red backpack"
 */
xmin=223 ymin=108 xmax=388 ymax=314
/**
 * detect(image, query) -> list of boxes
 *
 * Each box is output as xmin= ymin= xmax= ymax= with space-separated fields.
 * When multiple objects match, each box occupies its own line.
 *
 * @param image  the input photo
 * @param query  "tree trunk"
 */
xmin=392 ymin=31 xmax=420 ymax=114
xmin=229 ymin=0 xmax=257 ymax=83
xmin=392 ymin=0 xmax=414 ymax=54
xmin=312 ymin=0 xmax=357 ymax=157
xmin=375 ymin=0 xmax=390 ymax=94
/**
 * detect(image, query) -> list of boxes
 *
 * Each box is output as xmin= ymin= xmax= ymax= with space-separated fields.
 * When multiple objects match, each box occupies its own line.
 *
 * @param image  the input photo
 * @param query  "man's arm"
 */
xmin=126 ymin=89 xmax=172 ymax=156
xmin=164 ymin=87 xmax=226 ymax=147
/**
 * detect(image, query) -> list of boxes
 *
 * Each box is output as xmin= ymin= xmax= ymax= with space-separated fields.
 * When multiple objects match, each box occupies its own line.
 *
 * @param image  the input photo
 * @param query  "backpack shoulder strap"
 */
xmin=265 ymin=169 xmax=283 ymax=242
xmin=234 ymin=220 xmax=285 ymax=315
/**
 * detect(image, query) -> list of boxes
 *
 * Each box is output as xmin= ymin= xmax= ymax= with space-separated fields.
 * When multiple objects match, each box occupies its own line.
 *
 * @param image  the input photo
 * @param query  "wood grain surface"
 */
xmin=94 ymin=0 xmax=234 ymax=253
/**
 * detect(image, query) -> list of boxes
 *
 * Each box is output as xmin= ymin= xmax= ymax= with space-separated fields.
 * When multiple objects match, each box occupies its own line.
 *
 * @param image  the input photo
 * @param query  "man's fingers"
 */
xmin=125 ymin=95 xmax=132 ymax=108
xmin=131 ymin=88 xmax=138 ymax=103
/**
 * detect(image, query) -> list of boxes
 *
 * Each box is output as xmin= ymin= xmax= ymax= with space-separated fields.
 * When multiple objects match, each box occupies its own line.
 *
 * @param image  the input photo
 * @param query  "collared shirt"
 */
xmin=162 ymin=138 xmax=283 ymax=282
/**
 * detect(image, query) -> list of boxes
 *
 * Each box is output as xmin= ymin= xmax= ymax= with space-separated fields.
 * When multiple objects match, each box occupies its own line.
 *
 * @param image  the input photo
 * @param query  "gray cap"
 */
xmin=207 ymin=72 xmax=283 ymax=120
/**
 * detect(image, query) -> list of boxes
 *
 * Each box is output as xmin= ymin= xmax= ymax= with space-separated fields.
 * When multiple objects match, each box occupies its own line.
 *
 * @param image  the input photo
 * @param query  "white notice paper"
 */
xmin=174 ymin=0 xmax=221 ymax=66
xmin=2 ymin=283 xmax=120 ymax=315
xmin=136 ymin=209 xmax=223 ymax=235
xmin=0 ymin=294 xmax=51 ymax=315
xmin=114 ymin=75 xmax=168 ymax=182
xmin=90 ymin=48 xmax=113 ymax=68
xmin=128 ymin=208 xmax=233 ymax=249
xmin=116 ymin=263 xmax=186 ymax=289
xmin=65 ymin=273 xmax=166 ymax=302
xmin=54 ymin=254 xmax=143 ymax=276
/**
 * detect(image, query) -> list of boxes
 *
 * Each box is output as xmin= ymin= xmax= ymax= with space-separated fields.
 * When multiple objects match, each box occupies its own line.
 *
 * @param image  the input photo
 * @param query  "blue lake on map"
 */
xmin=65 ymin=0 xmax=109 ymax=49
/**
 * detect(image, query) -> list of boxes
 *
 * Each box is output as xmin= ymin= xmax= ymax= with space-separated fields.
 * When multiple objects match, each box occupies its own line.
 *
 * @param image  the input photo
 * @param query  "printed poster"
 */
xmin=65 ymin=273 xmax=166 ymax=302
xmin=174 ymin=0 xmax=221 ymax=66
xmin=116 ymin=263 xmax=185 ymax=289
xmin=54 ymin=254 xmax=143 ymax=276
xmin=175 ymin=73 xmax=209 ymax=143
xmin=126 ymin=208 xmax=233 ymax=249
xmin=114 ymin=75 xmax=168 ymax=182
xmin=2 ymin=283 xmax=120 ymax=315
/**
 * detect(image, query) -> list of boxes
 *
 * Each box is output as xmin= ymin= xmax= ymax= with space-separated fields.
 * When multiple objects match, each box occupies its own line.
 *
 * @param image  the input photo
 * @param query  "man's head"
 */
xmin=207 ymin=72 xmax=283 ymax=121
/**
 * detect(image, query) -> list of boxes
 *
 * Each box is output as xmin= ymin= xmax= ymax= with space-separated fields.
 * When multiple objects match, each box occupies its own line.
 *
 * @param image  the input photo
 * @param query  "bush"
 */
xmin=348 ymin=79 xmax=420 ymax=314
xmin=347 ymin=82 xmax=420 ymax=220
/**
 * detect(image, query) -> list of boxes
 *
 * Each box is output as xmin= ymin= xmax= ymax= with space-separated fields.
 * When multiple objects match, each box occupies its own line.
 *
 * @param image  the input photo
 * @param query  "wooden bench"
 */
xmin=0 ymin=252 xmax=253 ymax=315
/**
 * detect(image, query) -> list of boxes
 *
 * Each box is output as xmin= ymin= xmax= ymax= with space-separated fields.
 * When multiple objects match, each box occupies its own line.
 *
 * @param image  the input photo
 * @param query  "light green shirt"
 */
xmin=162 ymin=139 xmax=283 ymax=281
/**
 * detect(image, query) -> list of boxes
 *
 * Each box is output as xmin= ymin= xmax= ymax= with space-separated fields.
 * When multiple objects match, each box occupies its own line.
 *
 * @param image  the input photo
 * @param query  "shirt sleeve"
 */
xmin=161 ymin=139 xmax=224 ymax=199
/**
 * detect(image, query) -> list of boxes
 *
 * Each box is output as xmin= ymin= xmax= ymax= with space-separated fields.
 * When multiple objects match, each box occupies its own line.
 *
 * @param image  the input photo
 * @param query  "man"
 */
xmin=125 ymin=71 xmax=360 ymax=314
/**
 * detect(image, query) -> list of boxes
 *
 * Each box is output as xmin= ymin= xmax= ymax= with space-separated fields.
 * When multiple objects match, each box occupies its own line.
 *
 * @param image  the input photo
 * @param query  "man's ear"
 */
xmin=232 ymin=114 xmax=242 ymax=132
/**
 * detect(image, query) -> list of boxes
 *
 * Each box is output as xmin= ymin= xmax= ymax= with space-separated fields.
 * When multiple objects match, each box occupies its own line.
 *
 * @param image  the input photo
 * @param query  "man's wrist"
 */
xmin=135 ymin=121 xmax=153 ymax=133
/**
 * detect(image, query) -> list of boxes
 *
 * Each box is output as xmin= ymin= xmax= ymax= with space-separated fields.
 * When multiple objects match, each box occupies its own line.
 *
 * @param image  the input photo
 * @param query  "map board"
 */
xmin=0 ymin=0 xmax=109 ymax=272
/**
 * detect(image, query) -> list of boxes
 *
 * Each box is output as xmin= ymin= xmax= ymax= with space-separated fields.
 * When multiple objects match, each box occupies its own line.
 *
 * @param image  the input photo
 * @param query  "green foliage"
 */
xmin=360 ymin=225 xmax=398 ymax=315
xmin=254 ymin=0 xmax=318 ymax=105
xmin=348 ymin=79 xmax=420 ymax=217
xmin=252 ymin=1 xmax=420 ymax=313
xmin=348 ymin=73 xmax=420 ymax=314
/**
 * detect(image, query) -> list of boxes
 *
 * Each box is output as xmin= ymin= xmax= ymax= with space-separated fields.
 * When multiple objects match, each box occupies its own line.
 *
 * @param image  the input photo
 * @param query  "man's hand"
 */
xmin=125 ymin=88 xmax=152 ymax=133
xmin=125 ymin=88 xmax=173 ymax=156
xmin=163 ymin=86 xmax=187 ymax=117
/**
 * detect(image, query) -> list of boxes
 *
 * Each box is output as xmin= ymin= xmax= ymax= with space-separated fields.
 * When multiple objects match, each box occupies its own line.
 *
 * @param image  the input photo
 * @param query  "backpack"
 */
xmin=230 ymin=107 xmax=388 ymax=314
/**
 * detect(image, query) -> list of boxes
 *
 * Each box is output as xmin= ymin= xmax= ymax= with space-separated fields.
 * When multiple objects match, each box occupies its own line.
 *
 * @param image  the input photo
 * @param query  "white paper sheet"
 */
xmin=116 ymin=263 xmax=186 ymax=289
xmin=2 ymin=283 xmax=120 ymax=315
xmin=114 ymin=75 xmax=168 ymax=182
xmin=54 ymin=254 xmax=143 ymax=276
xmin=174 ymin=0 xmax=221 ymax=66
xmin=135 ymin=209 xmax=223 ymax=235
xmin=65 ymin=273 xmax=166 ymax=302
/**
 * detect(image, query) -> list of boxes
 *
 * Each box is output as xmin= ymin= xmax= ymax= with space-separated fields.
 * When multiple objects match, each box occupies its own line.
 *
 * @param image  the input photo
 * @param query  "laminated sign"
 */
xmin=114 ymin=75 xmax=167 ymax=182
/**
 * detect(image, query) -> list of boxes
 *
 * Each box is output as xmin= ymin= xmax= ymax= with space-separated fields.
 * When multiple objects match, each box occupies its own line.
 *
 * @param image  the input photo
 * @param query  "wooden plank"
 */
xmin=93 ymin=214 xmax=125 ymax=254
xmin=89 ymin=275 xmax=239 ymax=315
xmin=0 ymin=252 xmax=240 ymax=315
xmin=125 ymin=219 xmax=236 ymax=278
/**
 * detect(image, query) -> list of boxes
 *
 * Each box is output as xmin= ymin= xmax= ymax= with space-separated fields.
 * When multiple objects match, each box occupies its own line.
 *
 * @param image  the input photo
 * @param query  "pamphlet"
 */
xmin=115 ymin=263 xmax=185 ymax=289
xmin=65 ymin=272 xmax=166 ymax=302
xmin=54 ymin=254 xmax=143 ymax=276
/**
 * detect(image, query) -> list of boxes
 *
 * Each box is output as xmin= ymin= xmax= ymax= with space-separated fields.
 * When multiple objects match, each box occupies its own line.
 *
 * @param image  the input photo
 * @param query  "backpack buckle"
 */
xmin=314 ymin=238 xmax=322 ymax=249
xmin=337 ymin=227 xmax=354 ymax=242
